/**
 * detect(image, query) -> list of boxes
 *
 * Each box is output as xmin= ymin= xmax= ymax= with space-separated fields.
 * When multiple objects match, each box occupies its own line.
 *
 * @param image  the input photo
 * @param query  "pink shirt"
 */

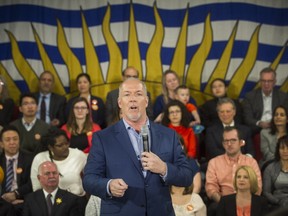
xmin=205 ymin=154 xmax=262 ymax=198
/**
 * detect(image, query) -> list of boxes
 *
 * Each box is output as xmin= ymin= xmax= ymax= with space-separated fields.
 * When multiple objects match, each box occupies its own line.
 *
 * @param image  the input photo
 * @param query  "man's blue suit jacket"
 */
xmin=83 ymin=120 xmax=193 ymax=216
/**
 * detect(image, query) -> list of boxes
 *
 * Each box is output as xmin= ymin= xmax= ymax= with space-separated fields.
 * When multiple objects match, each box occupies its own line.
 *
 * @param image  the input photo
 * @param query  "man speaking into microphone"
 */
xmin=83 ymin=78 xmax=193 ymax=216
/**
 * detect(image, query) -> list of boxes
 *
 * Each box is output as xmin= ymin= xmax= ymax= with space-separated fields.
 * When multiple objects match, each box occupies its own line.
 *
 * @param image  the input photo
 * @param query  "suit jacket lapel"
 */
xmin=115 ymin=121 xmax=143 ymax=177
xmin=36 ymin=190 xmax=49 ymax=216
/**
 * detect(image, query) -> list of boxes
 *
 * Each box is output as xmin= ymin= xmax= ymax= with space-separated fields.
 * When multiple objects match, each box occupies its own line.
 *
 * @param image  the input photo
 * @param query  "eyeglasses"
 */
xmin=73 ymin=106 xmax=88 ymax=111
xmin=124 ymin=75 xmax=138 ymax=79
xmin=169 ymin=110 xmax=181 ymax=115
xmin=222 ymin=138 xmax=238 ymax=145
xmin=260 ymin=79 xmax=274 ymax=84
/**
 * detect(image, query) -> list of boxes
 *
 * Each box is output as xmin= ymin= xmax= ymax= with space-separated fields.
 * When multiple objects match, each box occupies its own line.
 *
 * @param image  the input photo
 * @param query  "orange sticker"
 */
xmin=92 ymin=99 xmax=98 ymax=105
xmin=92 ymin=104 xmax=98 ymax=110
xmin=35 ymin=134 xmax=41 ymax=140
xmin=16 ymin=167 xmax=23 ymax=174
xmin=186 ymin=204 xmax=194 ymax=211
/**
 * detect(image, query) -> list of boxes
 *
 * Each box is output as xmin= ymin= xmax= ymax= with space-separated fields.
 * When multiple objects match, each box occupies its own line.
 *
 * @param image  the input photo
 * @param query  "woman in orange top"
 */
xmin=61 ymin=97 xmax=101 ymax=153
xmin=162 ymin=100 xmax=197 ymax=159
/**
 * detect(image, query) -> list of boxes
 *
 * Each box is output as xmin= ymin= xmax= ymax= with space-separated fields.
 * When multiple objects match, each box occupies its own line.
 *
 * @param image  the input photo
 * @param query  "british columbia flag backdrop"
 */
xmin=0 ymin=0 xmax=287 ymax=105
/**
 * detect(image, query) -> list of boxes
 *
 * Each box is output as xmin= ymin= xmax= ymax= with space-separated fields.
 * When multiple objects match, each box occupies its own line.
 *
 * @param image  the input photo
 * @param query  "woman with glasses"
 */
xmin=0 ymin=75 xmax=15 ymax=126
xmin=162 ymin=100 xmax=197 ymax=159
xmin=61 ymin=97 xmax=101 ymax=153
xmin=30 ymin=127 xmax=87 ymax=214
xmin=66 ymin=73 xmax=106 ymax=129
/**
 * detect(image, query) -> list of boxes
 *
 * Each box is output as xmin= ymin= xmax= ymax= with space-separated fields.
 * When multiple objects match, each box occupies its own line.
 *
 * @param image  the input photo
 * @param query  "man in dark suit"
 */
xmin=33 ymin=71 xmax=66 ymax=127
xmin=0 ymin=125 xmax=33 ymax=215
xmin=23 ymin=161 xmax=82 ymax=216
xmin=205 ymin=98 xmax=254 ymax=160
xmin=242 ymin=67 xmax=288 ymax=134
xmin=83 ymin=78 xmax=193 ymax=216
xmin=105 ymin=66 xmax=153 ymax=126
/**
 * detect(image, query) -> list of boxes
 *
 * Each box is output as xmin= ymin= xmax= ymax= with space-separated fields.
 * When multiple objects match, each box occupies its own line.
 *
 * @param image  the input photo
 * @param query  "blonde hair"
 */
xmin=233 ymin=165 xmax=258 ymax=194
xmin=161 ymin=70 xmax=180 ymax=104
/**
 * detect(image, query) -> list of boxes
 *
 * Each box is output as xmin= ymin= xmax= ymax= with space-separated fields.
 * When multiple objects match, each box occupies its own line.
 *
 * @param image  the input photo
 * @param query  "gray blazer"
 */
xmin=242 ymin=88 xmax=288 ymax=132
xmin=260 ymin=128 xmax=277 ymax=163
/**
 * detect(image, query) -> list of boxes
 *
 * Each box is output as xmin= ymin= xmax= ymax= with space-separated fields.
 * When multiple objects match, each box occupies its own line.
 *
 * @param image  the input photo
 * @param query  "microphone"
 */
xmin=141 ymin=125 xmax=150 ymax=152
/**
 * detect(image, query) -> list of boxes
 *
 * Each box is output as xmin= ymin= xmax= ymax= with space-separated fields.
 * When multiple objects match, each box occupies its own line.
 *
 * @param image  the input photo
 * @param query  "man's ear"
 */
xmin=240 ymin=139 xmax=245 ymax=146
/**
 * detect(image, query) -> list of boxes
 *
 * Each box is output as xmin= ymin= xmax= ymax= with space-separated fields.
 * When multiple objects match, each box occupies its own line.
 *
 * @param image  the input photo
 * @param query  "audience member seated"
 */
xmin=205 ymin=126 xmax=261 ymax=216
xmin=216 ymin=165 xmax=267 ymax=216
xmin=66 ymin=73 xmax=106 ymax=129
xmin=162 ymin=100 xmax=198 ymax=159
xmin=30 ymin=127 xmax=87 ymax=212
xmin=33 ymin=71 xmax=66 ymax=127
xmin=242 ymin=67 xmax=288 ymax=135
xmin=105 ymin=66 xmax=153 ymax=126
xmin=0 ymin=125 xmax=33 ymax=216
xmin=205 ymin=98 xmax=254 ymax=160
xmin=263 ymin=135 xmax=288 ymax=211
xmin=261 ymin=105 xmax=288 ymax=166
xmin=0 ymin=75 xmax=15 ymax=126
xmin=175 ymin=85 xmax=201 ymax=125
xmin=200 ymin=78 xmax=243 ymax=128
xmin=153 ymin=69 xmax=196 ymax=122
xmin=10 ymin=93 xmax=50 ymax=155
xmin=23 ymin=161 xmax=83 ymax=216
xmin=61 ymin=97 xmax=101 ymax=153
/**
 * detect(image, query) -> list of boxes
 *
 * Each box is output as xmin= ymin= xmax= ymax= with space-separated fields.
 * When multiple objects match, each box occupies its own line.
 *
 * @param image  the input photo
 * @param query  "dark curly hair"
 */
xmin=161 ymin=100 xmax=190 ymax=128
xmin=270 ymin=105 xmax=288 ymax=135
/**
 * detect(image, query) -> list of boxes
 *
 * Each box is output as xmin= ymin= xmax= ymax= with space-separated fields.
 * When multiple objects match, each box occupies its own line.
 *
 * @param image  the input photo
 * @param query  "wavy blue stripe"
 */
xmin=1 ymin=41 xmax=287 ymax=65
xmin=0 ymin=2 xmax=287 ymax=27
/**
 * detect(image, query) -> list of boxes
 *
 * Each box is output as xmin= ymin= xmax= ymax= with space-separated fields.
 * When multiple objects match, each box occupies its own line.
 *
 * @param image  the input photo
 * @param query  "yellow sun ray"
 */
xmin=204 ymin=21 xmax=239 ymax=95
xmin=57 ymin=19 xmax=82 ymax=95
xmin=170 ymin=3 xmax=189 ymax=80
xmin=186 ymin=13 xmax=213 ymax=105
xmin=31 ymin=24 xmax=66 ymax=95
xmin=81 ymin=9 xmax=104 ymax=85
xmin=103 ymin=3 xmax=123 ymax=83
xmin=5 ymin=30 xmax=38 ymax=93
xmin=127 ymin=2 xmax=143 ymax=79
xmin=227 ymin=24 xmax=261 ymax=99
xmin=0 ymin=62 xmax=21 ymax=103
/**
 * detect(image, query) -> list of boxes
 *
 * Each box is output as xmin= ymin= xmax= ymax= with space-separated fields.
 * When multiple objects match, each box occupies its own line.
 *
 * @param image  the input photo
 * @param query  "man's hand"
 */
xmin=109 ymin=179 xmax=128 ymax=197
xmin=1 ymin=192 xmax=16 ymax=203
xmin=50 ymin=119 xmax=60 ymax=126
xmin=258 ymin=121 xmax=270 ymax=129
xmin=141 ymin=152 xmax=167 ymax=176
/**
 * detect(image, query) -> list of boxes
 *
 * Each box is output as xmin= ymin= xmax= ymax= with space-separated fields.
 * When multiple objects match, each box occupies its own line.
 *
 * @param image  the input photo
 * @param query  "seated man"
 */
xmin=205 ymin=97 xmax=254 ymax=160
xmin=0 ymin=125 xmax=33 ymax=216
xmin=205 ymin=126 xmax=262 ymax=216
xmin=242 ymin=67 xmax=288 ymax=135
xmin=10 ymin=93 xmax=50 ymax=154
xmin=23 ymin=161 xmax=82 ymax=216
xmin=33 ymin=71 xmax=66 ymax=127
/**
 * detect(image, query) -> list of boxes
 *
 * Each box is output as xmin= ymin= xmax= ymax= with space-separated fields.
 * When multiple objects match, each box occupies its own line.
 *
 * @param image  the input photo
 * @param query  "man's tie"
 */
xmin=5 ymin=158 xmax=15 ymax=192
xmin=46 ymin=193 xmax=53 ymax=215
xmin=40 ymin=96 xmax=46 ymax=121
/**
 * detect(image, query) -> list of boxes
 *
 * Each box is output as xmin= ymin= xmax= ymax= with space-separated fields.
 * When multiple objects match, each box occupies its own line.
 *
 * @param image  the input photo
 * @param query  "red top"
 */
xmin=168 ymin=123 xmax=197 ymax=158
xmin=61 ymin=123 xmax=101 ymax=153
xmin=186 ymin=103 xmax=197 ymax=112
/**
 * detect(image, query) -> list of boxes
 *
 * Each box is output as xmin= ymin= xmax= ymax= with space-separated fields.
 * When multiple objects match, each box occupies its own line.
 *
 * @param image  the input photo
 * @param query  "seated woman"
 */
xmin=30 ymin=127 xmax=87 ymax=197
xmin=261 ymin=106 xmax=287 ymax=165
xmin=263 ymin=135 xmax=288 ymax=210
xmin=153 ymin=69 xmax=196 ymax=122
xmin=66 ymin=73 xmax=106 ymax=129
xmin=200 ymin=78 xmax=243 ymax=128
xmin=162 ymin=100 xmax=198 ymax=159
xmin=217 ymin=165 xmax=267 ymax=216
xmin=0 ymin=75 xmax=15 ymax=126
xmin=61 ymin=97 xmax=101 ymax=153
